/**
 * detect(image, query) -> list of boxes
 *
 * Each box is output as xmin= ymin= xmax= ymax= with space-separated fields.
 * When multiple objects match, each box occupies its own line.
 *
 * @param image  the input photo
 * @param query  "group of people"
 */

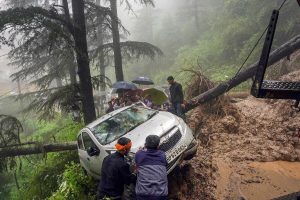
xmin=106 ymin=91 xmax=142 ymax=114
xmin=97 ymin=135 xmax=168 ymax=200
xmin=106 ymin=76 xmax=186 ymax=120
xmin=97 ymin=76 xmax=187 ymax=200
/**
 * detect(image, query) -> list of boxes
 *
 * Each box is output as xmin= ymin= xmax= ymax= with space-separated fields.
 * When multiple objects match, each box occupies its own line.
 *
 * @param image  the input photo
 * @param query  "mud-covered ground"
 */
xmin=169 ymin=71 xmax=300 ymax=200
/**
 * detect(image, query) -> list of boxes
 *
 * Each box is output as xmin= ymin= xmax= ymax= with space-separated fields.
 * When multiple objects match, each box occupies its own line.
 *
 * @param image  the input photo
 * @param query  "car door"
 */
xmin=81 ymin=131 xmax=106 ymax=179
xmin=77 ymin=133 xmax=90 ymax=173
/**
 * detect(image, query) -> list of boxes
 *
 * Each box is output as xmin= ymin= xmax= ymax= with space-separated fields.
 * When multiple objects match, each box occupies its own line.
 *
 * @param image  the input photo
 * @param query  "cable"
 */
xmin=224 ymin=0 xmax=289 ymax=92
xmin=278 ymin=0 xmax=289 ymax=10
xmin=228 ymin=26 xmax=269 ymax=87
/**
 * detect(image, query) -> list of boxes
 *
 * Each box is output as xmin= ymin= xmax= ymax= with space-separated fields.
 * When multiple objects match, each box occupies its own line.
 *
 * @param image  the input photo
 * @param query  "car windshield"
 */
xmin=91 ymin=106 xmax=158 ymax=145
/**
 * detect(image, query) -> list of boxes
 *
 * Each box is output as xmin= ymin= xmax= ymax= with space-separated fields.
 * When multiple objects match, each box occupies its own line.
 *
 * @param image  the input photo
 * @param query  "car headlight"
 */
xmin=105 ymin=150 xmax=116 ymax=155
xmin=177 ymin=117 xmax=187 ymax=133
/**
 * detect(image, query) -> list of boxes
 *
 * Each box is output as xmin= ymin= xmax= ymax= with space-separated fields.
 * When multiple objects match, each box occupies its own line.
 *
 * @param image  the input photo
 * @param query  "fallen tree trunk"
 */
xmin=186 ymin=35 xmax=300 ymax=111
xmin=0 ymin=142 xmax=77 ymax=157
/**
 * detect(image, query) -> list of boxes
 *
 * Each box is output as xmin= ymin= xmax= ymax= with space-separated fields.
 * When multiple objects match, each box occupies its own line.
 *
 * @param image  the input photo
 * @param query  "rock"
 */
xmin=221 ymin=116 xmax=239 ymax=133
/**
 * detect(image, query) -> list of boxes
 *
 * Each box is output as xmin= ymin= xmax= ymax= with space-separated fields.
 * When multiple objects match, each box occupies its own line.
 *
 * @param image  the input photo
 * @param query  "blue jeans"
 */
xmin=173 ymin=102 xmax=185 ymax=120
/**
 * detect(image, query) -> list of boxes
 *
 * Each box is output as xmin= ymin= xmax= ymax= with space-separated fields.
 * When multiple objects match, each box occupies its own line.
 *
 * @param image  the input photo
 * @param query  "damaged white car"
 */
xmin=77 ymin=104 xmax=198 ymax=179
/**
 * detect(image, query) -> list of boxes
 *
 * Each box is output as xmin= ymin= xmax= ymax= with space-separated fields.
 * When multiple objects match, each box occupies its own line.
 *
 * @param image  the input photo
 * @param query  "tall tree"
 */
xmin=62 ymin=0 xmax=77 ymax=85
xmin=1 ymin=0 xmax=162 ymax=121
xmin=0 ymin=2 xmax=98 ymax=123
xmin=108 ymin=0 xmax=155 ymax=81
xmin=71 ymin=0 xmax=96 ymax=124
xmin=96 ymin=0 xmax=107 ymax=92
xmin=109 ymin=0 xmax=124 ymax=81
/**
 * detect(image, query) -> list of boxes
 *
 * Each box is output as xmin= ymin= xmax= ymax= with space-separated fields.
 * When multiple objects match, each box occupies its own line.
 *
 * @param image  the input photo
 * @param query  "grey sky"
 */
xmin=0 ymin=0 xmax=170 ymax=94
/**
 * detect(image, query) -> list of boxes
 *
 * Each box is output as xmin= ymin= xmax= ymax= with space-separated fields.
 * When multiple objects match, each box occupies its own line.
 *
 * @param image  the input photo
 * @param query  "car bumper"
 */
xmin=182 ymin=139 xmax=198 ymax=160
xmin=166 ymin=139 xmax=199 ymax=174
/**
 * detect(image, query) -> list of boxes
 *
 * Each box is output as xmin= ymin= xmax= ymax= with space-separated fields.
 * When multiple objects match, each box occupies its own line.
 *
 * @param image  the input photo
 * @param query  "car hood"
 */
xmin=104 ymin=111 xmax=180 ymax=153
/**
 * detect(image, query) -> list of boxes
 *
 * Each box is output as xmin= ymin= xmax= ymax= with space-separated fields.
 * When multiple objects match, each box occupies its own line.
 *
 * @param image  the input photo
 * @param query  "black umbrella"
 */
xmin=132 ymin=76 xmax=154 ymax=85
xmin=112 ymin=81 xmax=138 ymax=91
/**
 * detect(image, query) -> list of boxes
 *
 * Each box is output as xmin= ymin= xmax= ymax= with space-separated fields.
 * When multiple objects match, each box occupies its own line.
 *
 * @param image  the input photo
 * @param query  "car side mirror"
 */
xmin=87 ymin=146 xmax=100 ymax=157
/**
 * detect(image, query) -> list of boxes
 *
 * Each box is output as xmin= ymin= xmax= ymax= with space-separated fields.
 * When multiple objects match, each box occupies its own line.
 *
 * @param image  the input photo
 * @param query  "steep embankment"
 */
xmin=170 ymin=71 xmax=300 ymax=200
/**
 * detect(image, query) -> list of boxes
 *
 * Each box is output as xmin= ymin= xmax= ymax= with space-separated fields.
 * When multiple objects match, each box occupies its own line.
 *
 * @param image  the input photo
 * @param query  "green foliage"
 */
xmin=130 ymin=0 xmax=300 ymax=92
xmin=173 ymin=0 xmax=300 ymax=85
xmin=6 ymin=117 xmax=84 ymax=200
xmin=10 ymin=151 xmax=79 ymax=200
xmin=0 ymin=115 xmax=23 ymax=173
xmin=19 ymin=85 xmax=81 ymax=120
xmin=49 ymin=162 xmax=97 ymax=200
xmin=91 ymin=41 xmax=163 ymax=62
xmin=0 ymin=173 xmax=13 ymax=200
xmin=27 ymin=116 xmax=83 ymax=142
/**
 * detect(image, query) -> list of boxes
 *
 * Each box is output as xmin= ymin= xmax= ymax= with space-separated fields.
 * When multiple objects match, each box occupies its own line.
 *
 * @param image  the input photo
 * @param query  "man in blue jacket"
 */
xmin=135 ymin=135 xmax=168 ymax=200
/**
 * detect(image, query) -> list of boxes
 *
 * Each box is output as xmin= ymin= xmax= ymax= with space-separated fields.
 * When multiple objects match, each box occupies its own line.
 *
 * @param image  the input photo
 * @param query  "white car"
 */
xmin=77 ymin=104 xmax=198 ymax=179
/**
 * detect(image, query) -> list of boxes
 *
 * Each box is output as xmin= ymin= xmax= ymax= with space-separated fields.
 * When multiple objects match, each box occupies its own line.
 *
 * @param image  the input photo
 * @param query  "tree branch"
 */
xmin=0 ymin=142 xmax=77 ymax=157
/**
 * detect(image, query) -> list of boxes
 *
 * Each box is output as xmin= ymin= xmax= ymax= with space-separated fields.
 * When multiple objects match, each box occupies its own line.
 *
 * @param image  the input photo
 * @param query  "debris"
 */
xmin=171 ymin=70 xmax=300 ymax=200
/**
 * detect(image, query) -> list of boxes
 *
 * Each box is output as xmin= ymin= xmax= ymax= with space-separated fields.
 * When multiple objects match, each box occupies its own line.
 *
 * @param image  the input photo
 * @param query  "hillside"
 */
xmin=169 ymin=71 xmax=300 ymax=200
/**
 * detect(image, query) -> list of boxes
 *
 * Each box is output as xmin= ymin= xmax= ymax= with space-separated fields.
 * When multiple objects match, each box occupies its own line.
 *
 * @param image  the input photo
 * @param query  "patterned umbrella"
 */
xmin=112 ymin=81 xmax=138 ymax=91
xmin=142 ymin=88 xmax=168 ymax=105
xmin=132 ymin=76 xmax=154 ymax=85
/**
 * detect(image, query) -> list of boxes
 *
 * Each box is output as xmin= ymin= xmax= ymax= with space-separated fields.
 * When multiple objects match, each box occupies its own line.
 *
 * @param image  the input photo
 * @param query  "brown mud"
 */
xmin=169 ymin=71 xmax=300 ymax=200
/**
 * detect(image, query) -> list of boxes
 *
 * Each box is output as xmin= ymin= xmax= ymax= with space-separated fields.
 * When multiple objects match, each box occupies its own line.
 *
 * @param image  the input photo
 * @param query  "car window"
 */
xmin=77 ymin=134 xmax=84 ymax=150
xmin=82 ymin=132 xmax=98 ymax=150
xmin=91 ymin=105 xmax=158 ymax=145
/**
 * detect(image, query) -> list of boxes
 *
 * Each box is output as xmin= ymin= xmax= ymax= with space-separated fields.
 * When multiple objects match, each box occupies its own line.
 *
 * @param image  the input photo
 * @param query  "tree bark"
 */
xmin=62 ymin=0 xmax=77 ymax=85
xmin=109 ymin=0 xmax=124 ymax=81
xmin=69 ymin=62 xmax=77 ymax=85
xmin=0 ymin=142 xmax=77 ymax=157
xmin=62 ymin=0 xmax=71 ymax=23
xmin=71 ymin=0 xmax=96 ymax=124
xmin=96 ymin=0 xmax=106 ymax=92
xmin=185 ymin=35 xmax=300 ymax=111
xmin=55 ymin=77 xmax=63 ymax=87
xmin=96 ymin=0 xmax=106 ymax=112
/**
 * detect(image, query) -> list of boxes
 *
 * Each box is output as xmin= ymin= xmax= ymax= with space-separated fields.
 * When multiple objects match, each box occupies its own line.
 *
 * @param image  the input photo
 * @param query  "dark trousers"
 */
xmin=173 ymin=102 xmax=185 ymax=120
xmin=97 ymin=193 xmax=121 ymax=200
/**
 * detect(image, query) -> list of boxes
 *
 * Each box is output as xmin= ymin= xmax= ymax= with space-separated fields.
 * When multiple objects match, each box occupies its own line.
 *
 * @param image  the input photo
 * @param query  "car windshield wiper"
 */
xmin=147 ymin=110 xmax=159 ymax=120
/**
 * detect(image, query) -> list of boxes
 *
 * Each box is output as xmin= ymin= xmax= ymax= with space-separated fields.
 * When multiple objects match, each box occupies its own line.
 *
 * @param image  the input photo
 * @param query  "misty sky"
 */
xmin=0 ymin=0 xmax=171 ymax=94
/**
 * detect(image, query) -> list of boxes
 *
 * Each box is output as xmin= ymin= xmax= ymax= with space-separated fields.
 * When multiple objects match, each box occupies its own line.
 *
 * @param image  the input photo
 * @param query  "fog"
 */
xmin=0 ymin=0 xmax=176 ymax=94
xmin=0 ymin=0 xmax=299 ymax=96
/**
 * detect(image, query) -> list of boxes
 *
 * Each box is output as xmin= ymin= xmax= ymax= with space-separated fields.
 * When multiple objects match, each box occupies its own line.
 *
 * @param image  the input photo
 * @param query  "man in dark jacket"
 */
xmin=167 ymin=76 xmax=185 ymax=119
xmin=135 ymin=135 xmax=168 ymax=200
xmin=97 ymin=137 xmax=136 ymax=200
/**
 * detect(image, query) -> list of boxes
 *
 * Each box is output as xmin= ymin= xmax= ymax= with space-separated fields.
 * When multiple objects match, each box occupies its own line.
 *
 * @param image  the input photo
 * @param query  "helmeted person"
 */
xmin=97 ymin=137 xmax=136 ymax=200
xmin=135 ymin=135 xmax=168 ymax=200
